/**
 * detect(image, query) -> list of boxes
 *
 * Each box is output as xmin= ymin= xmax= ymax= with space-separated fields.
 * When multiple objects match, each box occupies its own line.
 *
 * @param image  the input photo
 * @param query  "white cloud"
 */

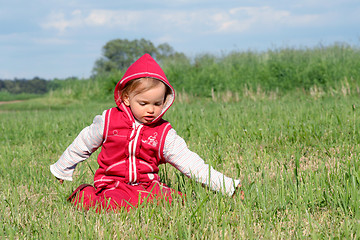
xmin=84 ymin=10 xmax=141 ymax=27
xmin=41 ymin=11 xmax=78 ymax=33
xmin=211 ymin=6 xmax=322 ymax=34
xmin=41 ymin=9 xmax=144 ymax=33
xmin=41 ymin=6 xmax=326 ymax=37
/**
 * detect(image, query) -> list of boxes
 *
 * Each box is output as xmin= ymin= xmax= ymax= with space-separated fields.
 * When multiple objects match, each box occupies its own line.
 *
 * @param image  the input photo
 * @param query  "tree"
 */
xmin=93 ymin=38 xmax=156 ymax=74
xmin=92 ymin=38 xmax=185 ymax=75
xmin=156 ymin=43 xmax=176 ymax=60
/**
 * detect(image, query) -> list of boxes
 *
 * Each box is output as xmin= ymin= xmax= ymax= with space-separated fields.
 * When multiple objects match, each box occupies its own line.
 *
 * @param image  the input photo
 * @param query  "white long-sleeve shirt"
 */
xmin=50 ymin=111 xmax=240 ymax=196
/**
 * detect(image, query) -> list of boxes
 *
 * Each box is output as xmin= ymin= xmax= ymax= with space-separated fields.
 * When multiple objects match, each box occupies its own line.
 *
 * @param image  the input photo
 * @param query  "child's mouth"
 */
xmin=144 ymin=116 xmax=154 ymax=121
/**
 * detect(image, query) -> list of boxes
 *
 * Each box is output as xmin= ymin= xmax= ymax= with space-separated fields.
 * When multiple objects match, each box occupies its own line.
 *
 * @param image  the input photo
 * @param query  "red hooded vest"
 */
xmin=93 ymin=54 xmax=175 ymax=189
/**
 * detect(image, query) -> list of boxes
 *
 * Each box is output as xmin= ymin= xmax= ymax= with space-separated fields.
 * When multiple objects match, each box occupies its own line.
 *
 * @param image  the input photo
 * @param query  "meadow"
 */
xmin=1 ymin=44 xmax=360 ymax=239
xmin=1 ymin=90 xmax=359 ymax=239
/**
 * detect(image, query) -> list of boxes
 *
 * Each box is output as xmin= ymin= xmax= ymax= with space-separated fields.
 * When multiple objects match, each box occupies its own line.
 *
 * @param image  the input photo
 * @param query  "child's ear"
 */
xmin=123 ymin=95 xmax=130 ymax=106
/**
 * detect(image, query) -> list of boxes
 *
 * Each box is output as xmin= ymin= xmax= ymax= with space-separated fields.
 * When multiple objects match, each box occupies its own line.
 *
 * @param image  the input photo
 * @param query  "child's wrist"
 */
xmin=232 ymin=184 xmax=244 ymax=200
xmin=56 ymin=177 xmax=64 ymax=184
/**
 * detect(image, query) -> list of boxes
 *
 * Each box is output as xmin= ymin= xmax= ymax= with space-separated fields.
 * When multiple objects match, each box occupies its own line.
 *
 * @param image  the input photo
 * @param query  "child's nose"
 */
xmin=147 ymin=105 xmax=154 ymax=113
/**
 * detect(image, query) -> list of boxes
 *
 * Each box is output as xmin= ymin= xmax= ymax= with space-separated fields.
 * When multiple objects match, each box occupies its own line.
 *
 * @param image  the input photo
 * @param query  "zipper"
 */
xmin=128 ymin=123 xmax=143 ymax=183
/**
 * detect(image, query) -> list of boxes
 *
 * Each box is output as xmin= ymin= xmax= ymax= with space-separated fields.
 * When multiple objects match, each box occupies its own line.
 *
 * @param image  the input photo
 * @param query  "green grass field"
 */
xmin=1 ymin=89 xmax=359 ymax=239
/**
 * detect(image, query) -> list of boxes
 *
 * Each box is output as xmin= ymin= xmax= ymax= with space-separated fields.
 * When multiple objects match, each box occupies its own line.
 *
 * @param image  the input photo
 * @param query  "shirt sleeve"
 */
xmin=49 ymin=110 xmax=106 ymax=181
xmin=163 ymin=128 xmax=240 ymax=196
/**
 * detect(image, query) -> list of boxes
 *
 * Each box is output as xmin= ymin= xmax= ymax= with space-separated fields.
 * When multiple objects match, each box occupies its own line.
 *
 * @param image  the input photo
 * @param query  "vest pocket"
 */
xmin=105 ymin=160 xmax=126 ymax=174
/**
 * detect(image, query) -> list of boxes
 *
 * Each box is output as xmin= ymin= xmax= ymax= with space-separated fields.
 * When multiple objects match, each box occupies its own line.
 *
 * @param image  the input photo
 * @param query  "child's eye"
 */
xmin=139 ymin=102 xmax=146 ymax=106
xmin=155 ymin=102 xmax=163 ymax=106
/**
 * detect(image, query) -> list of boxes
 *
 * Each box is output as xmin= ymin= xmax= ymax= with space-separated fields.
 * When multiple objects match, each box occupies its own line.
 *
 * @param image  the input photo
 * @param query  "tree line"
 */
xmin=0 ymin=77 xmax=52 ymax=94
xmin=1 ymin=38 xmax=184 ymax=95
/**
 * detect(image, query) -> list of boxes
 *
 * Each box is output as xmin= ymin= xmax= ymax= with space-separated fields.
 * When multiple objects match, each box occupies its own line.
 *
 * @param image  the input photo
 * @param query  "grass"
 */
xmin=0 ymin=91 xmax=44 ymax=102
xmin=1 ymin=89 xmax=360 ymax=239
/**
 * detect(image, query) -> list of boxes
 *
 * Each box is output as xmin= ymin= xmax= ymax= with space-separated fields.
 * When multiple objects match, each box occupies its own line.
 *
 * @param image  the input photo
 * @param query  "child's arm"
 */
xmin=50 ymin=111 xmax=106 ymax=182
xmin=164 ymin=129 xmax=241 ymax=196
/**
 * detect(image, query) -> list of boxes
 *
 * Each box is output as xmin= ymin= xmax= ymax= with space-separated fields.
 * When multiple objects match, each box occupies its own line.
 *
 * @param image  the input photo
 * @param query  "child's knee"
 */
xmin=68 ymin=184 xmax=97 ymax=210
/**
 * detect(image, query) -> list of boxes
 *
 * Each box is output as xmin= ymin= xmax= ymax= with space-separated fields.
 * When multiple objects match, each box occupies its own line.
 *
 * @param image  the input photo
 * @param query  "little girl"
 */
xmin=50 ymin=53 xmax=241 ymax=211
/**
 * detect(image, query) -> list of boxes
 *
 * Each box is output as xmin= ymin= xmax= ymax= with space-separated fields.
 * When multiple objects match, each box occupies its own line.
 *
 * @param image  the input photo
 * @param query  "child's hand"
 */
xmin=233 ymin=184 xmax=244 ymax=201
xmin=56 ymin=177 xmax=64 ymax=184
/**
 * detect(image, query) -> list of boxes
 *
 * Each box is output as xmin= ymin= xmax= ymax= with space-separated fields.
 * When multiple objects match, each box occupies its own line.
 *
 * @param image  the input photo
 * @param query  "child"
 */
xmin=50 ymin=53 xmax=242 ymax=211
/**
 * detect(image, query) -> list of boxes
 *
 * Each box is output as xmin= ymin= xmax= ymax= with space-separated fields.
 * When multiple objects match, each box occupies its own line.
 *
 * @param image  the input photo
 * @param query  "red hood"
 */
xmin=114 ymin=53 xmax=175 ymax=124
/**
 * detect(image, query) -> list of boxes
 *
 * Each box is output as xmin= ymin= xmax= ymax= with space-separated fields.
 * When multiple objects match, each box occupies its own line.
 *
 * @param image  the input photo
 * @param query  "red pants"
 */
xmin=67 ymin=181 xmax=181 ymax=212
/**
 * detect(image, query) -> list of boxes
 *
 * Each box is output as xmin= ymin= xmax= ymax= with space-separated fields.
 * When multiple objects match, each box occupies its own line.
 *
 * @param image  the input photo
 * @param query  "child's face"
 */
xmin=123 ymin=83 xmax=166 ymax=124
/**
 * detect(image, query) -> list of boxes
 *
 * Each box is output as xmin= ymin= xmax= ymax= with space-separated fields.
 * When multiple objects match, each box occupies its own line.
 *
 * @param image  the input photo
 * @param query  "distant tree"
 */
xmin=156 ymin=43 xmax=176 ymax=60
xmin=0 ymin=80 xmax=5 ymax=90
xmin=27 ymin=77 xmax=48 ymax=94
xmin=0 ymin=77 xmax=49 ymax=94
xmin=92 ymin=38 xmax=156 ymax=74
xmin=92 ymin=38 xmax=185 ymax=75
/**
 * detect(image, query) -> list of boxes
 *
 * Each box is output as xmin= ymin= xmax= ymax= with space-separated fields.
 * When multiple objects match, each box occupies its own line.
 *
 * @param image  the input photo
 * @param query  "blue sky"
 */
xmin=0 ymin=0 xmax=359 ymax=79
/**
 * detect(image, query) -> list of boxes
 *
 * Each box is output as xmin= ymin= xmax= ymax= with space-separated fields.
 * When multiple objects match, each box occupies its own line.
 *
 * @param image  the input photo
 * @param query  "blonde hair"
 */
xmin=120 ymin=78 xmax=172 ymax=103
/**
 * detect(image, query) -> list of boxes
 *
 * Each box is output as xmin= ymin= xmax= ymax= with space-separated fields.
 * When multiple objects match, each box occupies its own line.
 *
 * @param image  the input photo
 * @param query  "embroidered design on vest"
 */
xmin=142 ymin=132 xmax=158 ymax=147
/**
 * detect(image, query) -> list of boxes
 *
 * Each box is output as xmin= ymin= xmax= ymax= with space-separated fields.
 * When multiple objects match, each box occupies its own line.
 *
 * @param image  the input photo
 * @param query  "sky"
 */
xmin=0 ymin=0 xmax=359 ymax=80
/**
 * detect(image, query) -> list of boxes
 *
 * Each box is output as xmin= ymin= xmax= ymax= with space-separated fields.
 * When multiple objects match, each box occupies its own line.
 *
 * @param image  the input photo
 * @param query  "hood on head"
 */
xmin=114 ymin=53 xmax=175 ymax=123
